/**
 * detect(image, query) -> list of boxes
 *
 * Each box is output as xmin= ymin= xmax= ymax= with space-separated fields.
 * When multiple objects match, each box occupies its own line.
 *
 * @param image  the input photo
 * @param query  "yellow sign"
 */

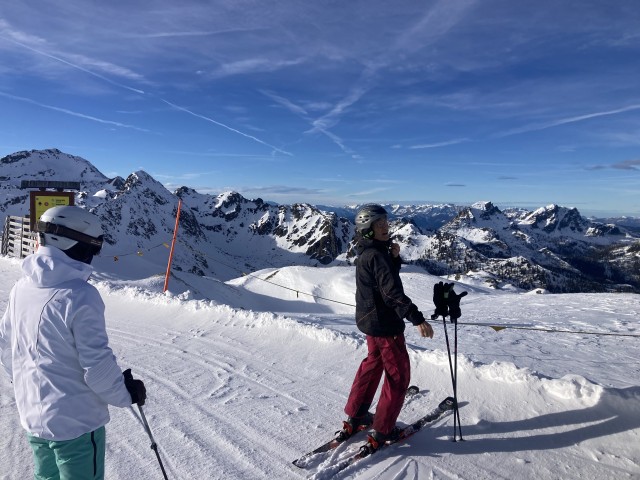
xmin=29 ymin=191 xmax=75 ymax=230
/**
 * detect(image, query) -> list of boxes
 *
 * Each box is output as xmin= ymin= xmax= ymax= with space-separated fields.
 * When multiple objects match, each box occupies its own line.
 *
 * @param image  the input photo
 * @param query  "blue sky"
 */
xmin=1 ymin=1 xmax=639 ymax=217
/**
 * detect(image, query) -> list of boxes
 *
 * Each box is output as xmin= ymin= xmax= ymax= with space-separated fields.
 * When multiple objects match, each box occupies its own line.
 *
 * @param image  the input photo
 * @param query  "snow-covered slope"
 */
xmin=0 ymin=149 xmax=110 ymax=219
xmin=0 ymin=148 xmax=107 ymax=185
xmin=0 ymin=256 xmax=638 ymax=479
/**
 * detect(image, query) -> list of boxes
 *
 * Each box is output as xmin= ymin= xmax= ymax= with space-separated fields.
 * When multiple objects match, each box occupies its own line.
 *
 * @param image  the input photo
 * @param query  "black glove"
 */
xmin=447 ymin=289 xmax=468 ymax=322
xmin=431 ymin=281 xmax=449 ymax=319
xmin=123 ymin=368 xmax=147 ymax=406
xmin=407 ymin=307 xmax=425 ymax=326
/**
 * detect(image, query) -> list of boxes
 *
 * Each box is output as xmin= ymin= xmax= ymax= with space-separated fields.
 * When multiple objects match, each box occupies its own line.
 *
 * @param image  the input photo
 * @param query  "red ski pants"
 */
xmin=344 ymin=334 xmax=411 ymax=435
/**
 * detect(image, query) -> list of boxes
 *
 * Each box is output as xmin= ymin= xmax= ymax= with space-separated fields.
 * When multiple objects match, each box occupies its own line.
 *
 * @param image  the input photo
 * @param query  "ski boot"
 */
xmin=335 ymin=412 xmax=374 ymax=442
xmin=360 ymin=426 xmax=402 ymax=456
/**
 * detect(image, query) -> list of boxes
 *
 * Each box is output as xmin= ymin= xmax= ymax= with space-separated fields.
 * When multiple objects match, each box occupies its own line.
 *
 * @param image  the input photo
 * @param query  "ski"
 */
xmin=291 ymin=419 xmax=371 ymax=469
xmin=292 ymin=385 xmax=421 ymax=468
xmin=326 ymin=397 xmax=456 ymax=477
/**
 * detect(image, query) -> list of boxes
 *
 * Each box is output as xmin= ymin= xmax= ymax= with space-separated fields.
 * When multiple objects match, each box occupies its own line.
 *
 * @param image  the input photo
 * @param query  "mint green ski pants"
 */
xmin=27 ymin=426 xmax=106 ymax=480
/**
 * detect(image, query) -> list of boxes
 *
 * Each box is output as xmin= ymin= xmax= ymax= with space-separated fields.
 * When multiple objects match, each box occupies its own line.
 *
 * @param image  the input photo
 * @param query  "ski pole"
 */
xmin=441 ymin=316 xmax=462 ymax=441
xmin=137 ymin=404 xmax=169 ymax=480
xmin=453 ymin=317 xmax=464 ymax=441
xmin=441 ymin=317 xmax=456 ymax=438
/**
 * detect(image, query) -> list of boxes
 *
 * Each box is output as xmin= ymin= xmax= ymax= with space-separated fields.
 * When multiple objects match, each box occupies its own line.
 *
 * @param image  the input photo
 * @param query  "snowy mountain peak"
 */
xmin=522 ymin=204 xmax=589 ymax=233
xmin=0 ymin=148 xmax=107 ymax=185
xmin=470 ymin=200 xmax=503 ymax=220
xmin=107 ymin=176 xmax=126 ymax=190
xmin=449 ymin=200 xmax=505 ymax=227
xmin=471 ymin=200 xmax=499 ymax=213
xmin=1 ymin=149 xmax=638 ymax=293
xmin=215 ymin=191 xmax=250 ymax=209
xmin=123 ymin=170 xmax=162 ymax=190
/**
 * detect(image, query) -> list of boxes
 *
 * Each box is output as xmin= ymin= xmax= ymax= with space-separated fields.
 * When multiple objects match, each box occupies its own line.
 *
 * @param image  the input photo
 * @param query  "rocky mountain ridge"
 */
xmin=398 ymin=201 xmax=638 ymax=293
xmin=1 ymin=149 xmax=638 ymax=293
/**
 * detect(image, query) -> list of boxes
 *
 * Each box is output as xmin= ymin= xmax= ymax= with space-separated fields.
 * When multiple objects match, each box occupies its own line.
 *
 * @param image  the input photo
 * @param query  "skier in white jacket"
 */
xmin=0 ymin=206 xmax=146 ymax=480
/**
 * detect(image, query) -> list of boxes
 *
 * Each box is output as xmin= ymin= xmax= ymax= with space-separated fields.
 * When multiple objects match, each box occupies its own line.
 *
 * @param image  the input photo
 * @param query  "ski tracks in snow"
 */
xmin=2 ymin=261 xmax=639 ymax=480
xmin=106 ymin=319 xmax=310 ymax=479
xmin=98 ymin=289 xmax=378 ymax=479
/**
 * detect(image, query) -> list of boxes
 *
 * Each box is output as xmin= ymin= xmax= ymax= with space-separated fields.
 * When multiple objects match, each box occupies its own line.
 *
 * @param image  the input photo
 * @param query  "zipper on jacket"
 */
xmin=91 ymin=430 xmax=97 ymax=476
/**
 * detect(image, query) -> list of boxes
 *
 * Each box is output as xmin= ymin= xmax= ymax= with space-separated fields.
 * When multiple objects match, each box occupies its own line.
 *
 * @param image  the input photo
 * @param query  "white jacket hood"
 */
xmin=22 ymin=245 xmax=93 ymax=287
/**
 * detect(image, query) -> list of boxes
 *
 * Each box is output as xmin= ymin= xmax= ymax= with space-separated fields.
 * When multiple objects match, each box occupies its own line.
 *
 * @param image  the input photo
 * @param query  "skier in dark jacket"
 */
xmin=341 ymin=204 xmax=433 ymax=451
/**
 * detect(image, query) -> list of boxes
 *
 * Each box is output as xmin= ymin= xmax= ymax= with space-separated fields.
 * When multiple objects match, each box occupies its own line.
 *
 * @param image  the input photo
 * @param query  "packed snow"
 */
xmin=1 ymin=253 xmax=639 ymax=479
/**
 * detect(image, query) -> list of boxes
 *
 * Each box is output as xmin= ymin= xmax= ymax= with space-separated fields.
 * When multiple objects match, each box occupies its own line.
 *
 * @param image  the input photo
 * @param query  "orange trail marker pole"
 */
xmin=163 ymin=199 xmax=182 ymax=293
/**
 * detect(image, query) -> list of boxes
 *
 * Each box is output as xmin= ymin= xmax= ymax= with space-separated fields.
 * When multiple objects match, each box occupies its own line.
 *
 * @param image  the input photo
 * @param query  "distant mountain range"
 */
xmin=1 ymin=149 xmax=639 ymax=293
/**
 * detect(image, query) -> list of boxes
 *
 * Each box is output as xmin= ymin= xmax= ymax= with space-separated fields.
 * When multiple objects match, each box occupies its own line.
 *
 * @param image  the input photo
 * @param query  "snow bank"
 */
xmin=1 ymin=257 xmax=638 ymax=479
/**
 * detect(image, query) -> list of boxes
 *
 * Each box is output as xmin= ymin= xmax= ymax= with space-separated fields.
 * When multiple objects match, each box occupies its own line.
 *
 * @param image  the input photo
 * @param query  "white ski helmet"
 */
xmin=37 ymin=206 xmax=104 ymax=253
xmin=355 ymin=204 xmax=388 ymax=234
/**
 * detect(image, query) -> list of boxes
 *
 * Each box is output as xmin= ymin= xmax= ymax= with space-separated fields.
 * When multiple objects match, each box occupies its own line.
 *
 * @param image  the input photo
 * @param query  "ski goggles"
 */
xmin=37 ymin=221 xmax=104 ymax=255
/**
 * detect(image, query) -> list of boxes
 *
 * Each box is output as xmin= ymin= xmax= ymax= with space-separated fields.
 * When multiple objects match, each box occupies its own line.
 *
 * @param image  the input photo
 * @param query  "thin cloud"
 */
xmin=211 ymin=57 xmax=305 ymax=79
xmin=1 ymin=30 xmax=146 ymax=94
xmin=362 ymin=178 xmax=404 ymax=185
xmin=0 ymin=91 xmax=152 ymax=132
xmin=153 ymin=171 xmax=219 ymax=180
xmin=320 ymin=129 xmax=359 ymax=158
xmin=124 ymin=27 xmax=265 ymax=39
xmin=307 ymin=80 xmax=372 ymax=134
xmin=0 ymin=19 xmax=46 ymax=46
xmin=306 ymin=0 xmax=475 ymax=144
xmin=160 ymin=99 xmax=292 ymax=156
xmin=409 ymin=138 xmax=469 ymax=149
xmin=165 ymin=150 xmax=273 ymax=159
xmin=347 ymin=187 xmax=393 ymax=197
xmin=315 ymin=177 xmax=351 ymax=184
xmin=244 ymin=185 xmax=326 ymax=196
xmin=262 ymin=90 xmax=309 ymax=117
xmin=301 ymin=101 xmax=333 ymax=112
xmin=496 ymin=104 xmax=640 ymax=138
xmin=4 ymin=19 xmax=290 ymax=156
xmin=589 ymin=159 xmax=640 ymax=171
xmin=445 ymin=183 xmax=466 ymax=187
xmin=262 ymin=90 xmax=359 ymax=158
xmin=602 ymin=131 xmax=640 ymax=147
xmin=613 ymin=159 xmax=640 ymax=170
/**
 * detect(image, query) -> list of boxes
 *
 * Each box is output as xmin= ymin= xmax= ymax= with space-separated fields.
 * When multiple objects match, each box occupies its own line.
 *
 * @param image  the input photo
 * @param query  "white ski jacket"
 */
xmin=0 ymin=246 xmax=132 ymax=441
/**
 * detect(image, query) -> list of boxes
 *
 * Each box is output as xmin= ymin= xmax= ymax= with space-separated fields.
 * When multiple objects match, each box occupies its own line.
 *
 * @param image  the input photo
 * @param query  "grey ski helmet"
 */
xmin=355 ymin=204 xmax=388 ymax=235
xmin=37 ymin=206 xmax=104 ymax=253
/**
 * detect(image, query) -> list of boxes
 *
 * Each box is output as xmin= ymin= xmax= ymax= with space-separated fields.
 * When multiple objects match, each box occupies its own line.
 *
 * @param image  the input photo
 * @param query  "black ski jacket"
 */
xmin=354 ymin=237 xmax=424 ymax=337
